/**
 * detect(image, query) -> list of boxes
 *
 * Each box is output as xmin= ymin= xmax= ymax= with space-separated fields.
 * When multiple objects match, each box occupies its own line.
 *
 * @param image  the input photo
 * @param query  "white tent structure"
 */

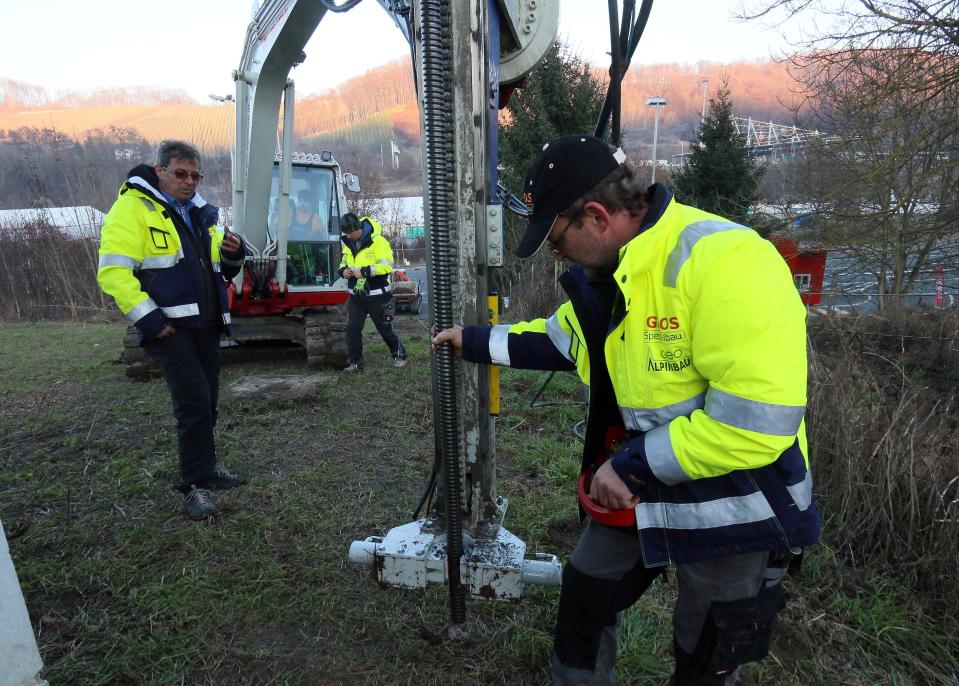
xmin=0 ymin=519 xmax=47 ymax=685
xmin=0 ymin=206 xmax=105 ymax=239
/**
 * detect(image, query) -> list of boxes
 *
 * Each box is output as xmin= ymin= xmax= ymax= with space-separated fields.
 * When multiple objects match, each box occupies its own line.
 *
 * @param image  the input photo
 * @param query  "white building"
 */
xmin=0 ymin=206 xmax=105 ymax=239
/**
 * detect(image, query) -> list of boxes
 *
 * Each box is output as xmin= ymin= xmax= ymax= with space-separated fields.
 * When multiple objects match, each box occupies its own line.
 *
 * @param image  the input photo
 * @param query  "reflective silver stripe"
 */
xmin=127 ymin=299 xmax=158 ymax=323
xmin=489 ymin=325 xmax=511 ymax=366
xmin=211 ymin=262 xmax=222 ymax=272
xmin=161 ymin=303 xmax=200 ymax=318
xmin=787 ymin=468 xmax=813 ymax=511
xmin=545 ymin=313 xmax=573 ymax=362
xmin=139 ymin=197 xmax=156 ymax=212
xmin=664 ymin=220 xmax=746 ymax=287
xmin=222 ymin=312 xmax=232 ymax=325
xmin=634 ymin=490 xmax=776 ymax=530
xmin=645 ymin=424 xmax=688 ymax=485
xmin=141 ymin=253 xmax=182 ymax=269
xmin=378 ymin=259 xmax=394 ymax=267
xmin=620 ymin=393 xmax=705 ymax=431
xmin=99 ymin=254 xmax=140 ymax=269
xmin=366 ymin=286 xmax=391 ymax=296
xmin=706 ymin=387 xmax=805 ymax=436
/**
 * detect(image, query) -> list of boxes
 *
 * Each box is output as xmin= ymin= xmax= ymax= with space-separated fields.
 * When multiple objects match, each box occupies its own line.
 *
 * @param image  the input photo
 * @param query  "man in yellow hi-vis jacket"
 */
xmin=97 ymin=140 xmax=248 ymax=520
xmin=338 ymin=212 xmax=407 ymax=371
xmin=433 ymin=135 xmax=819 ymax=685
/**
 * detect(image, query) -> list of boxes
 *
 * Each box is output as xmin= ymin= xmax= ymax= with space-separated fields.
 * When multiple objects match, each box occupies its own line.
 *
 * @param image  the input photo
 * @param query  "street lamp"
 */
xmin=646 ymin=96 xmax=667 ymax=183
xmin=700 ymin=79 xmax=709 ymax=122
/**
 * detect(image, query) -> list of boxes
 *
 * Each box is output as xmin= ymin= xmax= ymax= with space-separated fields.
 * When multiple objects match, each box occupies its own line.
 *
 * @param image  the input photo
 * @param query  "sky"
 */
xmin=0 ymin=0 xmax=794 ymax=103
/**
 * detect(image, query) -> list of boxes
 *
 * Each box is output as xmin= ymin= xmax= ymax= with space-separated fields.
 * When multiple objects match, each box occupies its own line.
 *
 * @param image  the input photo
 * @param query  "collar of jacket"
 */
xmin=122 ymin=163 xmax=217 ymax=226
xmin=613 ymin=187 xmax=679 ymax=297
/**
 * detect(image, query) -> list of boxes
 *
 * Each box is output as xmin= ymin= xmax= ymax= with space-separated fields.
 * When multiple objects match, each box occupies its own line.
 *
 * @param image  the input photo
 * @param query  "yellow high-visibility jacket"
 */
xmin=338 ymin=216 xmax=396 ymax=296
xmin=97 ymin=165 xmax=244 ymax=340
xmin=461 ymin=187 xmax=819 ymax=566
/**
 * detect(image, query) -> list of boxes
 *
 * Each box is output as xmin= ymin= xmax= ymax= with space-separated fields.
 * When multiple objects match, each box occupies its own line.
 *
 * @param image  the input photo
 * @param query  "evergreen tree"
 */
xmin=496 ymin=42 xmax=606 ymax=316
xmin=671 ymin=81 xmax=763 ymax=225
xmin=498 ymin=42 xmax=605 ymax=196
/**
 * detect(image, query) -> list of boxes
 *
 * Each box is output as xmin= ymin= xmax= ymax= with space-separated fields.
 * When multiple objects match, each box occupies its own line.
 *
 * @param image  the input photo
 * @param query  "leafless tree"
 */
xmin=742 ymin=1 xmax=959 ymax=311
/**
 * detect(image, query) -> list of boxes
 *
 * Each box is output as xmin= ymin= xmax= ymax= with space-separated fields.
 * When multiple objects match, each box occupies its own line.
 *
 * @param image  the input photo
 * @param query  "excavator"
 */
xmin=225 ymin=0 xmax=572 ymax=617
xmin=224 ymin=0 xmax=658 ymax=630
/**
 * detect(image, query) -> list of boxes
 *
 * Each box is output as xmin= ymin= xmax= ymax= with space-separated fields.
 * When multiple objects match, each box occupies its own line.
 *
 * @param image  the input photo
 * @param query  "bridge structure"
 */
xmin=732 ymin=117 xmax=839 ymax=159
xmin=670 ymin=116 xmax=840 ymax=164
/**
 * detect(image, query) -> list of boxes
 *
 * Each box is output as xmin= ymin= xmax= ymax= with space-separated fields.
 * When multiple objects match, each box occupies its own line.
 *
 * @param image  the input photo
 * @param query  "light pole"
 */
xmin=700 ymin=79 xmax=709 ymax=122
xmin=646 ymin=96 xmax=666 ymax=183
xmin=209 ymin=93 xmax=236 ymax=195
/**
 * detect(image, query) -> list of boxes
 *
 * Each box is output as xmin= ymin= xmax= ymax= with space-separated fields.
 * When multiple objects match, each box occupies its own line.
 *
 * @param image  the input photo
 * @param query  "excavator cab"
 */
xmin=269 ymin=161 xmax=342 ymax=287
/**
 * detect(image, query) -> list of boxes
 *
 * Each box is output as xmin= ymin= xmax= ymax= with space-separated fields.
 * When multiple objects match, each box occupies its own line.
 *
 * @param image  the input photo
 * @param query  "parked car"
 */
xmin=391 ymin=268 xmax=423 ymax=315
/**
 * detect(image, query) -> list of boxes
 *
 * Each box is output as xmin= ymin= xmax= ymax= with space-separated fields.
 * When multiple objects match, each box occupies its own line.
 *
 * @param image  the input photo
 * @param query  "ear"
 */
xmin=582 ymin=201 xmax=612 ymax=232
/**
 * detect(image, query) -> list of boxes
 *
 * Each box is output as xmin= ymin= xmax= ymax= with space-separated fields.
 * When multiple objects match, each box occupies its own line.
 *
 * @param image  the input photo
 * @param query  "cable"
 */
xmin=316 ymin=0 xmax=365 ymax=12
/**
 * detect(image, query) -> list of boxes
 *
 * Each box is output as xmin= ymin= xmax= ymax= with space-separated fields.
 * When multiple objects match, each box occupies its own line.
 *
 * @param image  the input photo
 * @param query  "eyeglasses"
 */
xmin=161 ymin=166 xmax=203 ymax=183
xmin=547 ymin=215 xmax=579 ymax=254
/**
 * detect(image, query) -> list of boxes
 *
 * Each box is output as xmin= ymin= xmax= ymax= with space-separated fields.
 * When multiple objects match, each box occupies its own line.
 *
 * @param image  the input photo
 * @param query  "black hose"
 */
xmin=594 ymin=0 xmax=655 ymax=142
xmin=419 ymin=0 xmax=466 ymax=625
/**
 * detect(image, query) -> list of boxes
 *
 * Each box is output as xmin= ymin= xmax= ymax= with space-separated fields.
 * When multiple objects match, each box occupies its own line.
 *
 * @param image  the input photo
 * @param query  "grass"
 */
xmin=1 ymin=318 xmax=958 ymax=685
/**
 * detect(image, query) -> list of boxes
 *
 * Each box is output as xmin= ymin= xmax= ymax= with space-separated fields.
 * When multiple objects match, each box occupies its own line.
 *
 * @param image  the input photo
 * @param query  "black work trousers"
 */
xmin=143 ymin=326 xmax=223 ymax=491
xmin=346 ymin=292 xmax=402 ymax=364
xmin=552 ymin=521 xmax=772 ymax=686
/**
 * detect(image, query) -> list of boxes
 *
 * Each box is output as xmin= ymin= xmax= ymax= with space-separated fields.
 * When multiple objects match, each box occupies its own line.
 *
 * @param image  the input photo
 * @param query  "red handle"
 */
xmin=577 ymin=469 xmax=637 ymax=527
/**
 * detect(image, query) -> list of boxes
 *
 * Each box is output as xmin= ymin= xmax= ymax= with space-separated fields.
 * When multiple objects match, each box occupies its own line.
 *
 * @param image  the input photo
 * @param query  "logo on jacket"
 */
xmin=644 ymin=313 xmax=691 ymax=372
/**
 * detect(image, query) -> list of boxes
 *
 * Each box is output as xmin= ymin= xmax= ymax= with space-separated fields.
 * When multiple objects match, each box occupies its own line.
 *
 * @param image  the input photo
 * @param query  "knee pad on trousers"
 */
xmin=554 ymin=564 xmax=621 ymax=671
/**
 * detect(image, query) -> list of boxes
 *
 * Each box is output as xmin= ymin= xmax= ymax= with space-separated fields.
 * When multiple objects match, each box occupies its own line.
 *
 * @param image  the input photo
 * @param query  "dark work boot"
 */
xmin=184 ymin=486 xmax=218 ymax=520
xmin=208 ymin=464 xmax=248 ymax=490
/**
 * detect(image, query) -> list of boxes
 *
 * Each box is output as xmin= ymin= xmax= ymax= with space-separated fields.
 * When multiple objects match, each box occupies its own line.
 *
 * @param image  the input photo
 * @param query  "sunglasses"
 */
xmin=161 ymin=166 xmax=203 ymax=183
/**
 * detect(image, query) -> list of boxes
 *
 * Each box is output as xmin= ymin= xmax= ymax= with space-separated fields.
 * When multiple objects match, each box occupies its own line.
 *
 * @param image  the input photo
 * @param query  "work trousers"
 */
xmin=143 ymin=326 xmax=222 ymax=491
xmin=552 ymin=521 xmax=774 ymax=686
xmin=346 ymin=292 xmax=402 ymax=364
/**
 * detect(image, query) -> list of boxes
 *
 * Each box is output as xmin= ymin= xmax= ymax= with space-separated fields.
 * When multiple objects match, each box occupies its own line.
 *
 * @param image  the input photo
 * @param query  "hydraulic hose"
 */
xmin=419 ymin=0 xmax=466 ymax=625
xmin=594 ymin=0 xmax=655 ymax=142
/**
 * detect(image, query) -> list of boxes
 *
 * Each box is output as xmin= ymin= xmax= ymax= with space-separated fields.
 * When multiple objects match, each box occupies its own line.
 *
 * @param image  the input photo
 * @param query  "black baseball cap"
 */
xmin=516 ymin=135 xmax=627 ymax=259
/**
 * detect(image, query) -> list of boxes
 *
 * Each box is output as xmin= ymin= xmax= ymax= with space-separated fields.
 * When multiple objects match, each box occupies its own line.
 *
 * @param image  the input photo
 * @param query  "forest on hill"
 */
xmin=0 ymin=56 xmax=798 ymax=164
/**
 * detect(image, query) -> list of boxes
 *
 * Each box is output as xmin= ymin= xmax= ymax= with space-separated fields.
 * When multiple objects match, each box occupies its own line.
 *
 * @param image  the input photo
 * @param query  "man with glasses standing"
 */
xmin=432 ymin=135 xmax=818 ymax=684
xmin=338 ymin=212 xmax=408 ymax=371
xmin=97 ymin=139 xmax=248 ymax=520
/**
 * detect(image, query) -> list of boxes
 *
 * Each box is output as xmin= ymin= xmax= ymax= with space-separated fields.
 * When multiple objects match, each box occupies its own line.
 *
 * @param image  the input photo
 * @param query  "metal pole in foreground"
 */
xmin=646 ymin=96 xmax=666 ymax=183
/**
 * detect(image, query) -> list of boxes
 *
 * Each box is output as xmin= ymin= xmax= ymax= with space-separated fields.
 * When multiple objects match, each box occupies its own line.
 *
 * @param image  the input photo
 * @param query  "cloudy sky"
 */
xmin=1 ymin=0 xmax=795 ymax=102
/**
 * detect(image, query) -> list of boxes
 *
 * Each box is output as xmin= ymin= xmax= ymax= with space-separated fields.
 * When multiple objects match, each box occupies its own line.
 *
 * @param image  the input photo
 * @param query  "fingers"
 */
xmin=430 ymin=325 xmax=463 ymax=356
xmin=588 ymin=462 xmax=641 ymax=510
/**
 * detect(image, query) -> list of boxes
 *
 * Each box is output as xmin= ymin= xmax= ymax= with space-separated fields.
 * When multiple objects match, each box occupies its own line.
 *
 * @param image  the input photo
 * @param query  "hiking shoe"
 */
xmin=393 ymin=347 xmax=408 ymax=368
xmin=184 ymin=486 xmax=218 ymax=520
xmin=342 ymin=362 xmax=364 ymax=372
xmin=209 ymin=464 xmax=247 ymax=490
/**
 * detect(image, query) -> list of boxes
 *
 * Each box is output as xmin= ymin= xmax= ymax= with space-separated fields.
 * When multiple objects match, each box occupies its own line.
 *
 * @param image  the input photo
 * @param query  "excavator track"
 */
xmin=303 ymin=305 xmax=349 ymax=368
xmin=120 ymin=325 xmax=161 ymax=380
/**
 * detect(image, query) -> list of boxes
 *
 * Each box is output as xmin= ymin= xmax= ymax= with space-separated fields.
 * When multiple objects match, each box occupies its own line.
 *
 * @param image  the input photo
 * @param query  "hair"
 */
xmin=341 ymin=212 xmax=361 ymax=231
xmin=156 ymin=140 xmax=202 ymax=168
xmin=561 ymin=161 xmax=650 ymax=223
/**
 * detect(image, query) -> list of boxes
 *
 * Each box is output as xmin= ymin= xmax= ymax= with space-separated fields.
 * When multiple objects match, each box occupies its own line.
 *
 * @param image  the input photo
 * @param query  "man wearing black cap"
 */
xmin=432 ymin=135 xmax=818 ymax=684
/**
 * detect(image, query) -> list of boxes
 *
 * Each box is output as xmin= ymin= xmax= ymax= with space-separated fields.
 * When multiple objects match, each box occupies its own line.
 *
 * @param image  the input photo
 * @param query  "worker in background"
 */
xmin=97 ymin=139 xmax=248 ymax=521
xmin=432 ymin=135 xmax=819 ymax=685
xmin=338 ymin=212 xmax=408 ymax=371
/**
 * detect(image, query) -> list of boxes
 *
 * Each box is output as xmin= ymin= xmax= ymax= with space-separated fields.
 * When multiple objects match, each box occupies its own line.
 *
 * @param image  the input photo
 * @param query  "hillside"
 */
xmin=0 ymin=58 xmax=799 ymax=155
